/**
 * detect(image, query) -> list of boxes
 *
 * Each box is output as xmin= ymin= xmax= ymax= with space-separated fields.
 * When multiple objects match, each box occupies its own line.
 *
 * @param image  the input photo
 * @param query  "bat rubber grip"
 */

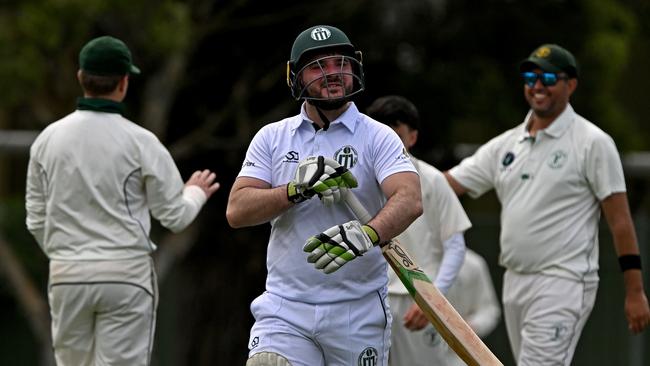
xmin=343 ymin=189 xmax=373 ymax=224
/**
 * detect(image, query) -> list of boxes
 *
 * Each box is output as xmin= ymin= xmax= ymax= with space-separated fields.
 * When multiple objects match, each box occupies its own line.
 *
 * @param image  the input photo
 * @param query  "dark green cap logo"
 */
xmin=79 ymin=36 xmax=140 ymax=76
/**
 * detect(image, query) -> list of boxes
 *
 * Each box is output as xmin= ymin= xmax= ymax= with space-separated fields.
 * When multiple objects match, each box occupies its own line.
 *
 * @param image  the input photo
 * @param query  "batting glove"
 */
xmin=303 ymin=220 xmax=380 ymax=274
xmin=287 ymin=156 xmax=357 ymax=205
xmin=287 ymin=180 xmax=316 ymax=203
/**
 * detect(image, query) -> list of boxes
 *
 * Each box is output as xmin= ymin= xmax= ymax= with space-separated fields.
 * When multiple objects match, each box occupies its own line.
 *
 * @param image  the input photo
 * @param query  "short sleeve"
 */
xmin=371 ymin=123 xmax=417 ymax=183
xmin=448 ymin=137 xmax=502 ymax=198
xmin=585 ymin=133 xmax=626 ymax=200
xmin=431 ymin=170 xmax=472 ymax=241
xmin=238 ymin=125 xmax=273 ymax=184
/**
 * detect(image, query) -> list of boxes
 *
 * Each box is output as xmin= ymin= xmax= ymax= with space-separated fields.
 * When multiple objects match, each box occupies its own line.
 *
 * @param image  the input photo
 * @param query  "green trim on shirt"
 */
xmin=77 ymin=98 xmax=125 ymax=115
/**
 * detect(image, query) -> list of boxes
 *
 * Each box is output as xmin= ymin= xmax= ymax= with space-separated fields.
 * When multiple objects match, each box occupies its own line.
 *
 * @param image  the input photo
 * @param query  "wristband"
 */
xmin=287 ymin=182 xmax=311 ymax=203
xmin=361 ymin=224 xmax=381 ymax=246
xmin=618 ymin=254 xmax=642 ymax=272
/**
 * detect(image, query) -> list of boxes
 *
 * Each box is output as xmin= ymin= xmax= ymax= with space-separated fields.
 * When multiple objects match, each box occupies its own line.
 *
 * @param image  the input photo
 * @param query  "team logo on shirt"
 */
xmin=396 ymin=146 xmax=410 ymax=160
xmin=357 ymin=347 xmax=378 ymax=366
xmin=334 ymin=145 xmax=358 ymax=169
xmin=548 ymin=150 xmax=568 ymax=169
xmin=283 ymin=150 xmax=300 ymax=163
xmin=550 ymin=323 xmax=569 ymax=341
xmin=502 ymin=152 xmax=515 ymax=167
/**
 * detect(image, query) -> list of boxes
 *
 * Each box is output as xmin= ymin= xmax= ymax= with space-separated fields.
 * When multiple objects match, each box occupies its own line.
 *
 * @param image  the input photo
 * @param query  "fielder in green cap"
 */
xmin=519 ymin=43 xmax=578 ymax=78
xmin=79 ymin=35 xmax=141 ymax=76
xmin=445 ymin=44 xmax=650 ymax=365
xmin=25 ymin=36 xmax=220 ymax=365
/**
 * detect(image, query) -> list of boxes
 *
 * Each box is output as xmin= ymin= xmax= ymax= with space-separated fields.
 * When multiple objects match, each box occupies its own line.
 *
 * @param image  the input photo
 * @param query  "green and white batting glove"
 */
xmin=303 ymin=220 xmax=380 ymax=274
xmin=287 ymin=180 xmax=316 ymax=204
xmin=287 ymin=156 xmax=357 ymax=205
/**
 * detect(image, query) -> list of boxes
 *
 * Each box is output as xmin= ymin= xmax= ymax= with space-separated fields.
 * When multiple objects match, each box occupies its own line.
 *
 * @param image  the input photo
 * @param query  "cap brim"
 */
xmin=129 ymin=64 xmax=141 ymax=75
xmin=519 ymin=59 xmax=562 ymax=74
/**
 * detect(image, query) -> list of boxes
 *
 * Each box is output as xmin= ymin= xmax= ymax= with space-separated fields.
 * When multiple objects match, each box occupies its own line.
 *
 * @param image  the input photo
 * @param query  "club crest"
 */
xmin=311 ymin=27 xmax=331 ymax=41
xmin=548 ymin=150 xmax=568 ymax=169
xmin=502 ymin=152 xmax=515 ymax=167
xmin=334 ymin=145 xmax=358 ymax=169
xmin=535 ymin=46 xmax=551 ymax=58
xmin=358 ymin=347 xmax=378 ymax=366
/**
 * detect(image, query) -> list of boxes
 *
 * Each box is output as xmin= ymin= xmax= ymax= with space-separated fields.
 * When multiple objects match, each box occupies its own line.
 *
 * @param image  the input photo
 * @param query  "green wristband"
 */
xmin=362 ymin=224 xmax=380 ymax=245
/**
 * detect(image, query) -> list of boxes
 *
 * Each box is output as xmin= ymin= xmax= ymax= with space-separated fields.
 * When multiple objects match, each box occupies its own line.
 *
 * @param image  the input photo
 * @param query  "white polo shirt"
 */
xmin=238 ymin=102 xmax=417 ymax=303
xmin=388 ymin=157 xmax=471 ymax=295
xmin=449 ymin=104 xmax=625 ymax=282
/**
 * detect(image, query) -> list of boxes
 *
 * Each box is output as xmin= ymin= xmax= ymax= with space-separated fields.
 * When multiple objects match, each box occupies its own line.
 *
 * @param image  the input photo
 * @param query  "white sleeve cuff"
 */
xmin=182 ymin=185 xmax=208 ymax=208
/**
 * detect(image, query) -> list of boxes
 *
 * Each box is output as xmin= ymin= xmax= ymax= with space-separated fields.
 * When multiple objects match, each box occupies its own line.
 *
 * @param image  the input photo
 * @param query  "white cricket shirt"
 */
xmin=388 ymin=157 xmax=471 ymax=295
xmin=26 ymin=106 xmax=205 ymax=261
xmin=238 ymin=102 xmax=417 ymax=303
xmin=449 ymin=104 xmax=625 ymax=282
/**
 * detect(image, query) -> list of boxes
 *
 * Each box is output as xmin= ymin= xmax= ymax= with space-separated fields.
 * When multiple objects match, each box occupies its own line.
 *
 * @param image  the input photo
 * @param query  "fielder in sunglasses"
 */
xmin=521 ymin=71 xmax=568 ymax=87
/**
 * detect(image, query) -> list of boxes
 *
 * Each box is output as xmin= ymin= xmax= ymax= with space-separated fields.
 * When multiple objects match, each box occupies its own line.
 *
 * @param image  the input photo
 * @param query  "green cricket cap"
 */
xmin=79 ymin=36 xmax=140 ymax=76
xmin=519 ymin=44 xmax=578 ymax=78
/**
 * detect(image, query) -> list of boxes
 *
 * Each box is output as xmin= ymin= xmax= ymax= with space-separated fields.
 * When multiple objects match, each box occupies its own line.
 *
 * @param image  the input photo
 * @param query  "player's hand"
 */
xmin=403 ymin=302 xmax=429 ymax=331
xmin=303 ymin=220 xmax=379 ymax=274
xmin=185 ymin=169 xmax=220 ymax=199
xmin=287 ymin=156 xmax=357 ymax=205
xmin=625 ymin=289 xmax=650 ymax=333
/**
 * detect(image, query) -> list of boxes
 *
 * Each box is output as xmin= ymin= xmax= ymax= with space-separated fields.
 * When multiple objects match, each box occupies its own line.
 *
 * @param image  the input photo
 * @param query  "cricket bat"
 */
xmin=344 ymin=190 xmax=503 ymax=366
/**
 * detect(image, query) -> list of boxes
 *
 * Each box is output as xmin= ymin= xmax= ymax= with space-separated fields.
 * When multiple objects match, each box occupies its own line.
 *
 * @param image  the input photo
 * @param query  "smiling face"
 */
xmin=299 ymin=53 xmax=355 ymax=101
xmin=523 ymin=68 xmax=577 ymax=121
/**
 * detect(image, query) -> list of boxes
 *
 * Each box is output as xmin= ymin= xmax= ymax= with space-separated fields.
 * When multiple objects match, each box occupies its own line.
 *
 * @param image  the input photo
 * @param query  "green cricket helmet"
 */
xmin=286 ymin=25 xmax=365 ymax=109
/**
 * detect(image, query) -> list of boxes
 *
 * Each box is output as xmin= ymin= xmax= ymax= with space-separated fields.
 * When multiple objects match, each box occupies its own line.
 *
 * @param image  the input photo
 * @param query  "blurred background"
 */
xmin=1 ymin=0 xmax=649 ymax=365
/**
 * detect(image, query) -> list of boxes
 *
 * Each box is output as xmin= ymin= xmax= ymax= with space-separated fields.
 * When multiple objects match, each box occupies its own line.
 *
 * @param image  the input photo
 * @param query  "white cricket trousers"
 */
xmin=388 ymin=293 xmax=462 ymax=366
xmin=502 ymin=270 xmax=597 ymax=366
xmin=48 ymin=257 xmax=158 ymax=366
xmin=248 ymin=289 xmax=391 ymax=366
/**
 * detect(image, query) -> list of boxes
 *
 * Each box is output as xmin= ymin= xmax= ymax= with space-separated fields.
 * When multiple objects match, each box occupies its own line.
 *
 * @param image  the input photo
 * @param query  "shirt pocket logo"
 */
xmin=547 ymin=150 xmax=568 ymax=169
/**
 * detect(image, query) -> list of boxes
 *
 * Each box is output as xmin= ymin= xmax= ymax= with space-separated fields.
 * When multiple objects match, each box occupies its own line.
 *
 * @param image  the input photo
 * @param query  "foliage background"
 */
xmin=1 ymin=0 xmax=649 ymax=365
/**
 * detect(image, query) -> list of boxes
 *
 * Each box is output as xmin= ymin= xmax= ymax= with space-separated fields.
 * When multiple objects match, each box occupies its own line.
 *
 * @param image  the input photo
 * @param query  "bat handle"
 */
xmin=343 ymin=189 xmax=373 ymax=224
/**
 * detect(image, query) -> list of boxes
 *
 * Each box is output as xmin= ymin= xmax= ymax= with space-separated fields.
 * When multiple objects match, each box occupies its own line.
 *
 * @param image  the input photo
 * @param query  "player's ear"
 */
xmin=567 ymin=78 xmax=578 ymax=95
xmin=118 ymin=75 xmax=129 ymax=93
xmin=408 ymin=129 xmax=418 ymax=149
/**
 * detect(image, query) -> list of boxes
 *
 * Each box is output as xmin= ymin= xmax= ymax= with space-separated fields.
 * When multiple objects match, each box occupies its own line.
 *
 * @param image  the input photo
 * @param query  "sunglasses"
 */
xmin=521 ymin=72 xmax=568 ymax=87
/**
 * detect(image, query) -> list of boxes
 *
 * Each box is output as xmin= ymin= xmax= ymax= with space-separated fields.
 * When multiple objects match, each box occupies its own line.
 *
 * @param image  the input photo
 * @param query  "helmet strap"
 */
xmin=315 ymin=105 xmax=331 ymax=131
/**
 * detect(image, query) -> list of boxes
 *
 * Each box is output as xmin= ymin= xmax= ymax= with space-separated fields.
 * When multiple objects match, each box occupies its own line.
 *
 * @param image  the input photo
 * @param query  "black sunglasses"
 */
xmin=521 ymin=72 xmax=568 ymax=87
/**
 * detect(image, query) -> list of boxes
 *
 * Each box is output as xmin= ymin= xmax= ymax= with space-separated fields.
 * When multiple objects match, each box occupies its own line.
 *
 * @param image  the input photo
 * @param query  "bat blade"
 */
xmin=382 ymin=240 xmax=503 ymax=366
xmin=342 ymin=190 xmax=502 ymax=366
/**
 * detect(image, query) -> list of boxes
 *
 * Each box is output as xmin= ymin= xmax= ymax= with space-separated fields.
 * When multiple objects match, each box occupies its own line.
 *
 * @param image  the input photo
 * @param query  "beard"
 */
xmin=307 ymin=98 xmax=348 ymax=110
xmin=304 ymin=75 xmax=355 ymax=109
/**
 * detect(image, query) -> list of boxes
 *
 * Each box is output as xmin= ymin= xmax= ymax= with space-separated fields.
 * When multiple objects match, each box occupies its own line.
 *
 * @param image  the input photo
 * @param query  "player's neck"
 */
xmin=305 ymin=102 xmax=350 ymax=128
xmin=527 ymin=113 xmax=557 ymax=136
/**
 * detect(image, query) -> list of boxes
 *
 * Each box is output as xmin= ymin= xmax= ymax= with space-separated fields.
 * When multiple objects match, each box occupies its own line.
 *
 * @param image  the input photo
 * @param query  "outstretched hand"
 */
xmin=185 ymin=169 xmax=220 ymax=199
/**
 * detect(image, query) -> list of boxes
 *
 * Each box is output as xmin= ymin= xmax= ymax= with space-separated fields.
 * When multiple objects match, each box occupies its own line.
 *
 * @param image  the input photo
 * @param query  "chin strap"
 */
xmin=315 ymin=106 xmax=331 ymax=131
